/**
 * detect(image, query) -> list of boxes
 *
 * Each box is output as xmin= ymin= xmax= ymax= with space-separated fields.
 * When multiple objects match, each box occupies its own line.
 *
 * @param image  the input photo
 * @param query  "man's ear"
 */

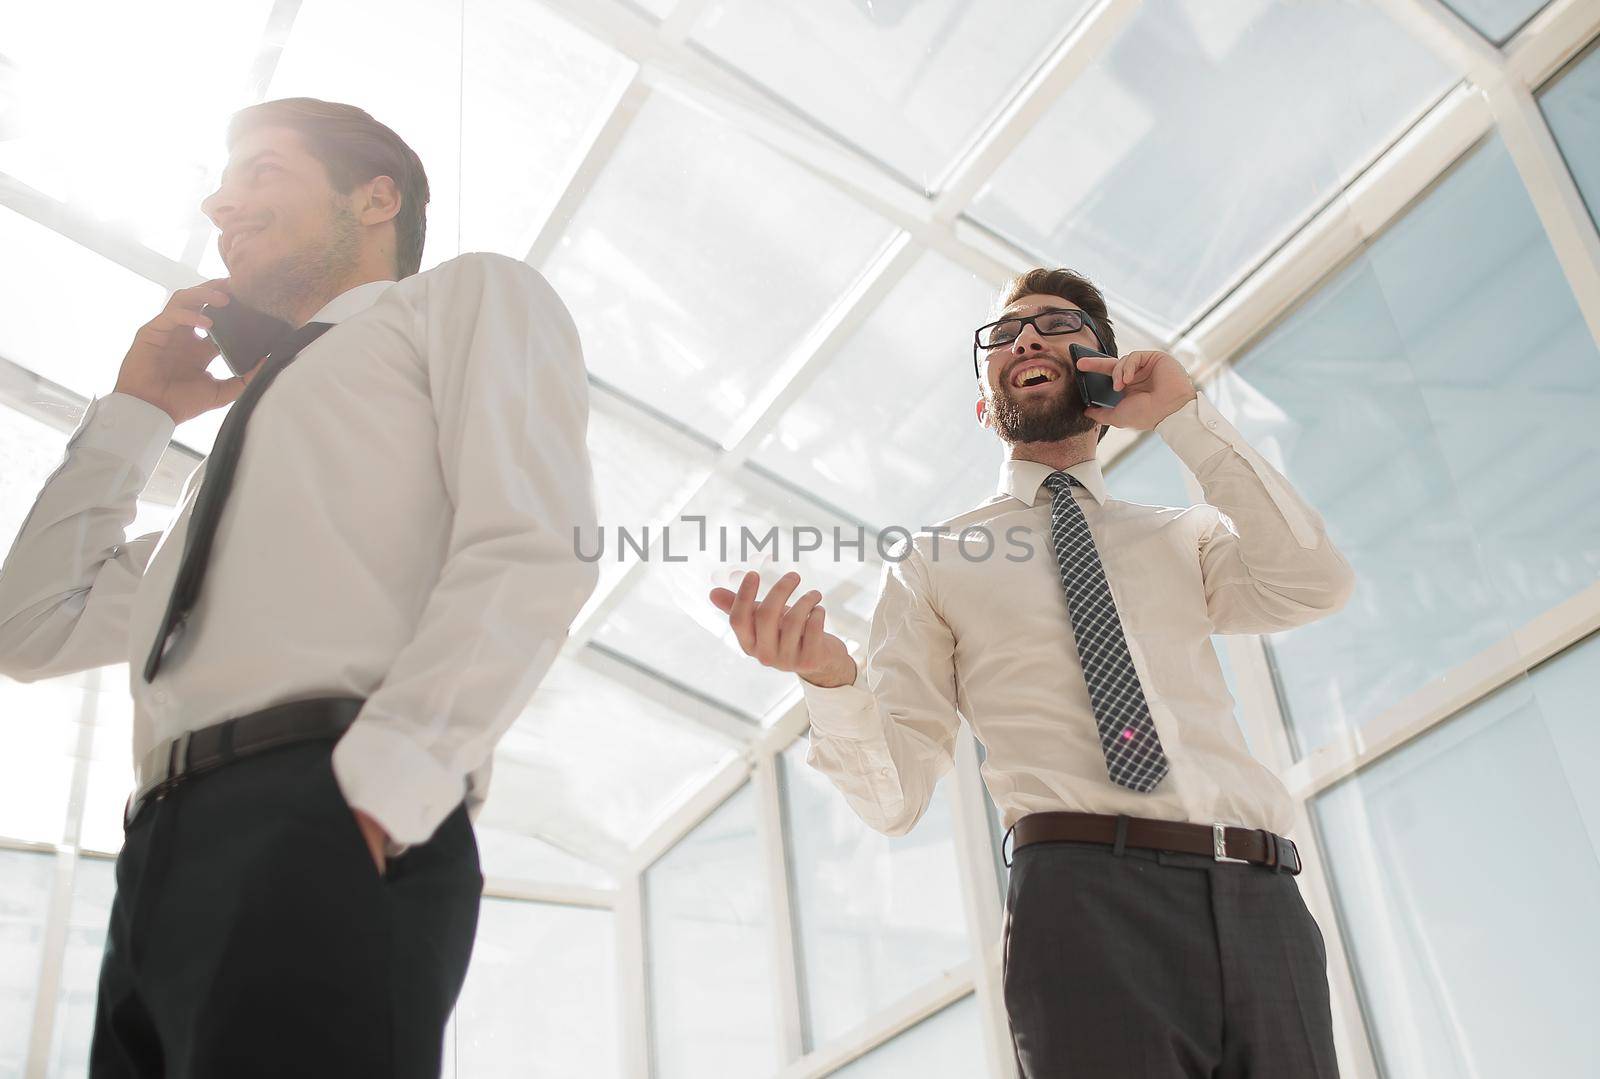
xmin=357 ymin=175 xmax=402 ymax=227
xmin=975 ymin=394 xmax=990 ymax=429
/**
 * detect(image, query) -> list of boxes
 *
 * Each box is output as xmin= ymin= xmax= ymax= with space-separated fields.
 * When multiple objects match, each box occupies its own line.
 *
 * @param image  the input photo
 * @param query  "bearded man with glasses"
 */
xmin=711 ymin=267 xmax=1354 ymax=1077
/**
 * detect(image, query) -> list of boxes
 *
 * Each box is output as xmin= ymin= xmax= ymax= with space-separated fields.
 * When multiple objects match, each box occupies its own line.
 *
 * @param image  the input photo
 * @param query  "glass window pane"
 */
xmin=1540 ymin=39 xmax=1600 ymax=233
xmin=77 ymin=670 xmax=136 ymax=858
xmin=1213 ymin=134 xmax=1600 ymax=757
xmin=452 ymin=899 xmax=619 ymax=1079
xmin=1440 ymin=0 xmax=1547 ymax=44
xmin=594 ymin=473 xmax=884 ymax=721
xmin=486 ymin=649 xmax=738 ymax=857
xmin=750 ymin=252 xmax=1003 ymax=528
xmin=645 ymin=784 xmax=781 ymax=1079
xmin=0 ymin=2 xmax=270 ymax=259
xmin=0 ymin=209 xmax=166 ymax=403
xmin=471 ymin=831 xmax=615 ymax=891
xmin=0 ymin=849 xmax=55 ymax=1072
xmin=541 ymin=91 xmax=896 ymax=442
xmin=1313 ymin=631 xmax=1600 ymax=1076
xmin=781 ymin=740 xmax=969 ymax=1049
xmin=970 ymin=0 xmax=1453 ymax=334
xmin=828 ymin=994 xmax=987 ymax=1077
xmin=47 ymin=856 xmax=116 ymax=1078
xmin=268 ymin=0 xmax=634 ymax=269
xmin=691 ymin=0 xmax=1095 ymax=186
xmin=0 ymin=675 xmax=87 ymax=847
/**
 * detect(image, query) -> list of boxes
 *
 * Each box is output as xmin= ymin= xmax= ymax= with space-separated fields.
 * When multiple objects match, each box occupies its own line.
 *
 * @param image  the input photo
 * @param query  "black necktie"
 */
xmin=143 ymin=321 xmax=334 ymax=683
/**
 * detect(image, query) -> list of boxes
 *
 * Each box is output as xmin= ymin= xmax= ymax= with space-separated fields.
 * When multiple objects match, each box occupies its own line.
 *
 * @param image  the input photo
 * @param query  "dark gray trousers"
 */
xmin=1003 ymin=838 xmax=1339 ymax=1078
xmin=90 ymin=741 xmax=482 ymax=1078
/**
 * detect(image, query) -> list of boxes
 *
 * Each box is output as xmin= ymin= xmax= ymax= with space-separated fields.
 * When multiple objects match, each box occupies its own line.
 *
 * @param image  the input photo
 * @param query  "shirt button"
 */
xmin=152 ymin=689 xmax=168 ymax=705
xmin=878 ymin=767 xmax=892 ymax=778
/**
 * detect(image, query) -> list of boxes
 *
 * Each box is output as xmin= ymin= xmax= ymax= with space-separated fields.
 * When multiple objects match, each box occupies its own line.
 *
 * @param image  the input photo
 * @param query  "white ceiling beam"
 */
xmin=0 ymin=173 xmax=199 ymax=291
xmin=1506 ymin=0 xmax=1600 ymax=88
xmin=930 ymin=0 xmax=1141 ymax=219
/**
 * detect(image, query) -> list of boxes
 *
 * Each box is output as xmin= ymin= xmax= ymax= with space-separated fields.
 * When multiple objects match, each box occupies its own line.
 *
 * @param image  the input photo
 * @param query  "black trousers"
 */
xmin=90 ymin=740 xmax=482 ymax=1079
xmin=1003 ymin=839 xmax=1339 ymax=1078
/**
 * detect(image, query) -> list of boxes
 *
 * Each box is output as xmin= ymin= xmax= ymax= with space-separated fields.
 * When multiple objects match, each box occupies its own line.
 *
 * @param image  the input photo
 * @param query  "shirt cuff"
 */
xmin=331 ymin=721 xmax=467 ymax=847
xmin=1154 ymin=392 xmax=1232 ymax=472
xmin=71 ymin=394 xmax=176 ymax=478
xmin=799 ymin=657 xmax=880 ymax=740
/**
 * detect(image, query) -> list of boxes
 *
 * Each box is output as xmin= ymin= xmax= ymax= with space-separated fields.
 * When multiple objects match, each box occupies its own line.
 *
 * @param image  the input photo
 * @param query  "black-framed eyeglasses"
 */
xmin=971 ymin=308 xmax=1106 ymax=378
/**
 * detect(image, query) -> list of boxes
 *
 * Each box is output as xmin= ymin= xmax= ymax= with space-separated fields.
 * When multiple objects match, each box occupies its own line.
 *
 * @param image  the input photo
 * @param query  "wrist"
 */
xmin=801 ymin=655 xmax=857 ymax=689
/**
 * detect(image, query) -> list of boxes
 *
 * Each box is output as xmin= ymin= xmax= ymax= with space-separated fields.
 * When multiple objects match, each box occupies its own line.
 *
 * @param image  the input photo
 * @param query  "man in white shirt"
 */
xmin=0 ymin=98 xmax=598 ymax=1077
xmin=710 ymin=268 xmax=1353 ymax=1076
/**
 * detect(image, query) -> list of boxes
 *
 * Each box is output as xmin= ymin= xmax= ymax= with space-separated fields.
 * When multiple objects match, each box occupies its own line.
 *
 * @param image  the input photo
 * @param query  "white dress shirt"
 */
xmin=801 ymin=392 xmax=1356 ymax=839
xmin=0 ymin=253 xmax=600 ymax=847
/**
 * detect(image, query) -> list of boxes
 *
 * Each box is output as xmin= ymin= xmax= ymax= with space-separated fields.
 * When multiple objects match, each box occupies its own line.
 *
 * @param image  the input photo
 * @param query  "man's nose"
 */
xmin=1010 ymin=325 xmax=1047 ymax=352
xmin=200 ymin=183 xmax=236 ymax=227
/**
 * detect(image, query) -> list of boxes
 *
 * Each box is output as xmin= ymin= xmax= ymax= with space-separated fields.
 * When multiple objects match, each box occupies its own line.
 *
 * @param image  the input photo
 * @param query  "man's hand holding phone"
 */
xmin=1075 ymin=349 xmax=1198 ymax=431
xmin=113 ymin=281 xmax=260 ymax=425
xmin=709 ymin=571 xmax=858 ymax=689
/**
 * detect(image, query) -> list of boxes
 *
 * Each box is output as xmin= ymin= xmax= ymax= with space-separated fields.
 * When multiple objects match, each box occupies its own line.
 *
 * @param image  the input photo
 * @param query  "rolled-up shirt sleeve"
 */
xmin=331 ymin=254 xmax=601 ymax=847
xmin=802 ymin=542 xmax=961 ymax=837
xmin=1155 ymin=392 xmax=1356 ymax=634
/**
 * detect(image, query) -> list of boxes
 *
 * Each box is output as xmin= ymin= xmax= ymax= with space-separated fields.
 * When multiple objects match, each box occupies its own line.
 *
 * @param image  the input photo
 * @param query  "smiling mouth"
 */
xmin=1011 ymin=364 xmax=1064 ymax=389
xmin=224 ymin=226 xmax=265 ymax=261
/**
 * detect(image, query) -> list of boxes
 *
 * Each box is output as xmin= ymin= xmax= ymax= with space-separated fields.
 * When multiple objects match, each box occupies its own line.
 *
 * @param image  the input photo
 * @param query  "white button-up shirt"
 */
xmin=800 ymin=393 xmax=1355 ymax=838
xmin=0 ymin=253 xmax=599 ymax=846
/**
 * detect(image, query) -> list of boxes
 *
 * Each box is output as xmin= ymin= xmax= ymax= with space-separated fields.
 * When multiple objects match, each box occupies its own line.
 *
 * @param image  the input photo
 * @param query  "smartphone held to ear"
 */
xmin=203 ymin=300 xmax=294 ymax=378
xmin=1069 ymin=344 xmax=1125 ymax=411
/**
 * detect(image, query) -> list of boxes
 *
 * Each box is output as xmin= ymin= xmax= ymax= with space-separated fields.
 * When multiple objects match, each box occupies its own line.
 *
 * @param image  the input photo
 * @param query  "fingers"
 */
xmin=753 ymin=572 xmax=803 ymax=665
xmin=147 ymin=282 xmax=231 ymax=336
xmin=1072 ymin=353 xmax=1115 ymax=374
xmin=774 ymin=589 xmax=823 ymax=669
xmin=719 ymin=571 xmax=824 ymax=672
xmin=726 ymin=571 xmax=761 ymax=656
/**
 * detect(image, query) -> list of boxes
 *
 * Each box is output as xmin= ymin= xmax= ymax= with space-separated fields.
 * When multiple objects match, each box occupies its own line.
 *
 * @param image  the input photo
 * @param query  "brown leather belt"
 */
xmin=124 ymin=696 xmax=366 ymax=829
xmin=1008 ymin=811 xmax=1302 ymax=875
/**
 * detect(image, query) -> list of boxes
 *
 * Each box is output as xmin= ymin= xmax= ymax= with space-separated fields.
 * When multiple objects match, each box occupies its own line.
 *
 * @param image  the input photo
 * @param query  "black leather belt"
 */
xmin=124 ymin=696 xmax=365 ymax=829
xmin=1008 ymin=810 xmax=1302 ymax=875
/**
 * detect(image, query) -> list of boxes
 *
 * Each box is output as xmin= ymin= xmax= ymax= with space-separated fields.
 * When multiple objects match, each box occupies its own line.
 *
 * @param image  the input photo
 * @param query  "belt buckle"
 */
xmin=1212 ymin=822 xmax=1249 ymax=864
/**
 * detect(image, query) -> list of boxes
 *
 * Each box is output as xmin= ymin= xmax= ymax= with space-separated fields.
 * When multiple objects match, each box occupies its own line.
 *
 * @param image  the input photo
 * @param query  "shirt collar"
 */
xmin=304 ymin=279 xmax=397 ymax=325
xmin=998 ymin=456 xmax=1110 ymax=507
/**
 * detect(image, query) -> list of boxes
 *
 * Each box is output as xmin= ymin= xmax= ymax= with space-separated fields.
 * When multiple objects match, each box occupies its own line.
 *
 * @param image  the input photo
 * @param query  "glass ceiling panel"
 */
xmin=751 ymin=251 xmax=1004 ymax=528
xmin=541 ymin=90 xmax=897 ymax=443
xmin=969 ymin=0 xmax=1454 ymax=337
xmin=267 ymin=0 xmax=634 ymax=269
xmin=0 ymin=2 xmax=271 ymax=261
xmin=0 ymin=205 xmax=166 ymax=401
xmin=594 ymin=471 xmax=883 ymax=721
xmin=689 ymin=0 xmax=1096 ymax=189
xmin=1440 ymin=0 xmax=1547 ymax=45
xmin=482 ymin=647 xmax=739 ymax=855
xmin=587 ymin=393 xmax=712 ymax=594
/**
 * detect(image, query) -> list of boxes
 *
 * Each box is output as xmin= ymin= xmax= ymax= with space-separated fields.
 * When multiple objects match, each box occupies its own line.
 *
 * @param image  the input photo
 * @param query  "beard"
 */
xmin=986 ymin=377 xmax=1097 ymax=444
xmin=230 ymin=200 xmax=362 ymax=322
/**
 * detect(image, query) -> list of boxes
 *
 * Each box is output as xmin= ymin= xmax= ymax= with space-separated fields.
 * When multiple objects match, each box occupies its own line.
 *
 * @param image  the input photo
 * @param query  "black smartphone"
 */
xmin=1069 ymin=344 xmax=1125 ymax=411
xmin=203 ymin=300 xmax=293 ymax=378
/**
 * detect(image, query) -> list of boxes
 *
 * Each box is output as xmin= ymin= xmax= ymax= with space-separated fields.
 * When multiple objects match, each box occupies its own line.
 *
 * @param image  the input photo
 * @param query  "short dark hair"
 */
xmin=227 ymin=97 xmax=430 ymax=278
xmin=997 ymin=268 xmax=1118 ymax=443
